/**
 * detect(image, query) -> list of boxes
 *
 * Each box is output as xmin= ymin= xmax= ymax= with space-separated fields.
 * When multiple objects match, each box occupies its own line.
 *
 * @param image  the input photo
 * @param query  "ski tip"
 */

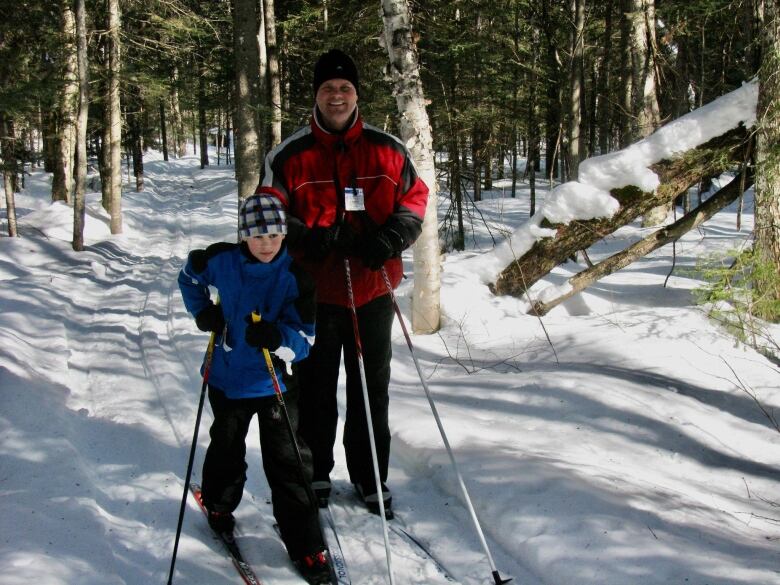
xmin=491 ymin=570 xmax=513 ymax=585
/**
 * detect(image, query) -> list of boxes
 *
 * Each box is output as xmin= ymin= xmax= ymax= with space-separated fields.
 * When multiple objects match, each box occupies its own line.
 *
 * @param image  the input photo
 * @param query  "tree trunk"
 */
xmin=52 ymin=0 xmax=78 ymax=204
xmin=263 ymin=0 xmax=282 ymax=148
xmin=494 ymin=127 xmax=752 ymax=297
xmin=543 ymin=0 xmax=561 ymax=180
xmin=567 ymin=0 xmax=585 ymax=179
xmin=511 ymin=3 xmax=521 ymax=199
xmin=598 ymin=0 xmax=614 ymax=154
xmin=754 ymin=0 xmax=780 ymax=321
xmin=73 ymin=0 xmax=89 ymax=252
xmin=159 ymin=101 xmax=169 ymax=162
xmin=197 ymin=57 xmax=209 ymax=170
xmin=532 ymin=165 xmax=754 ymax=315
xmin=630 ymin=0 xmax=660 ymax=139
xmin=528 ymin=25 xmax=541 ymax=215
xmin=256 ymin=0 xmax=268 ymax=151
xmin=628 ymin=0 xmax=666 ymax=227
xmin=619 ymin=0 xmax=633 ymax=148
xmin=107 ymin=0 xmax=122 ymax=234
xmin=380 ymin=0 xmax=440 ymax=333
xmin=170 ymin=66 xmax=186 ymax=157
xmin=233 ymin=0 xmax=262 ymax=199
xmin=1 ymin=112 xmax=18 ymax=237
xmin=129 ymin=90 xmax=145 ymax=191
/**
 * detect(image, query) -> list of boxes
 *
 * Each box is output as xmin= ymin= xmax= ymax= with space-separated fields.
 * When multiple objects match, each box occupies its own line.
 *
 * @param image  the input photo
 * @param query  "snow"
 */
xmin=1 ymin=81 xmax=779 ymax=585
xmin=472 ymin=80 xmax=759 ymax=286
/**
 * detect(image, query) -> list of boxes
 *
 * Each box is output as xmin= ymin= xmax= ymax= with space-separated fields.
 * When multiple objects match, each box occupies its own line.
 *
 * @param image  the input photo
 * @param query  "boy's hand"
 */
xmin=195 ymin=304 xmax=225 ymax=333
xmin=244 ymin=318 xmax=282 ymax=351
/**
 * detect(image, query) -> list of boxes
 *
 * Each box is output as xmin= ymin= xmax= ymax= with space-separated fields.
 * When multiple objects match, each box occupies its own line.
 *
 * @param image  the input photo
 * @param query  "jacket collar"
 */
xmin=239 ymin=241 xmax=290 ymax=274
xmin=311 ymin=105 xmax=363 ymax=148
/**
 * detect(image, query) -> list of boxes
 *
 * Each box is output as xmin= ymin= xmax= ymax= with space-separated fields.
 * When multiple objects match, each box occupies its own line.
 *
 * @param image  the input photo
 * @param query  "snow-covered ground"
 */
xmin=1 ymin=90 xmax=778 ymax=584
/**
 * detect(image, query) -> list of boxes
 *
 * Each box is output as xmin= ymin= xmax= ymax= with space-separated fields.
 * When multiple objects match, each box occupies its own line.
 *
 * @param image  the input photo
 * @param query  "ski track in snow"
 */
xmin=2 ymin=148 xmax=779 ymax=585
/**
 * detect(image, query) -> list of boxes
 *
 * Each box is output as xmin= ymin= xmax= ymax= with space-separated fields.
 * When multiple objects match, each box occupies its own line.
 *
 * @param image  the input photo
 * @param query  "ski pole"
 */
xmin=167 ymin=306 xmax=221 ymax=585
xmin=380 ymin=269 xmax=512 ymax=585
xmin=250 ymin=312 xmax=321 ymax=510
xmin=250 ymin=312 xmax=340 ymax=584
xmin=344 ymin=258 xmax=396 ymax=585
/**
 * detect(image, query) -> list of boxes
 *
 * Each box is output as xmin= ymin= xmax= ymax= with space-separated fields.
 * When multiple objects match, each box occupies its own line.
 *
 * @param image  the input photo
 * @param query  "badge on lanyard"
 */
xmin=343 ymin=187 xmax=365 ymax=211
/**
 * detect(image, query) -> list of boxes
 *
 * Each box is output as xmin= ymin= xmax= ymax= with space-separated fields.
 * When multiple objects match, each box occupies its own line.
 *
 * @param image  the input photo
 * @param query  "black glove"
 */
xmin=244 ymin=318 xmax=282 ymax=351
xmin=331 ymin=220 xmax=358 ymax=256
xmin=303 ymin=226 xmax=336 ymax=262
xmin=361 ymin=227 xmax=404 ymax=270
xmin=195 ymin=304 xmax=225 ymax=333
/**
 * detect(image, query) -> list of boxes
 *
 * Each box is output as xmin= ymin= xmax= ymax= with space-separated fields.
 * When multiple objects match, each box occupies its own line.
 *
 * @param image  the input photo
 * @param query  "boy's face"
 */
xmin=246 ymin=233 xmax=284 ymax=263
xmin=316 ymin=78 xmax=358 ymax=131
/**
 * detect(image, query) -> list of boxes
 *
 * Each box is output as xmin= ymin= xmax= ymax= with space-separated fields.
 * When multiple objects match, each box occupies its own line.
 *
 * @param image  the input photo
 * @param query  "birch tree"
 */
xmin=626 ymin=0 xmax=666 ymax=226
xmin=106 ymin=0 xmax=122 ymax=234
xmin=52 ymin=0 xmax=78 ymax=204
xmin=567 ymin=0 xmax=585 ymax=179
xmin=380 ymin=0 xmax=440 ymax=333
xmin=754 ymin=0 xmax=780 ymax=321
xmin=73 ymin=0 xmax=89 ymax=251
xmin=263 ymin=0 xmax=282 ymax=148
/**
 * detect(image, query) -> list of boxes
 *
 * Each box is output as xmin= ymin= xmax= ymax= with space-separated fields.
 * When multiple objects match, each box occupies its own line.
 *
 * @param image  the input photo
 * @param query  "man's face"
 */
xmin=315 ymin=78 xmax=358 ymax=132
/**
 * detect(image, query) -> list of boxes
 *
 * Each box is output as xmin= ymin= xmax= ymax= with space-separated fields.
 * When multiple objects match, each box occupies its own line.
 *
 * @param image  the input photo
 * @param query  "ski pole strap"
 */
xmin=251 ymin=312 xmax=285 ymax=403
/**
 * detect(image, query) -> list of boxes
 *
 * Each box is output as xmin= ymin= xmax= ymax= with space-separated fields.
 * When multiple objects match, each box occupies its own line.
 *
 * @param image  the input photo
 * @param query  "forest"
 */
xmin=0 ymin=0 xmax=778 ymax=331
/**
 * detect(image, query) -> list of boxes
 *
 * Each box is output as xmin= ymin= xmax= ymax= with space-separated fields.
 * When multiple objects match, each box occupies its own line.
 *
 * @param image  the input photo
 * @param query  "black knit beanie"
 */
xmin=312 ymin=49 xmax=360 ymax=96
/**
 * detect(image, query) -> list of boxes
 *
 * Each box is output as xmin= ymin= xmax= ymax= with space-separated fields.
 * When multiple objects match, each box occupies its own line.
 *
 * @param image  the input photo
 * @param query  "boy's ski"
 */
xmin=189 ymin=483 xmax=263 ymax=585
xmin=274 ymin=516 xmax=344 ymax=585
xmin=319 ymin=506 xmax=351 ymax=585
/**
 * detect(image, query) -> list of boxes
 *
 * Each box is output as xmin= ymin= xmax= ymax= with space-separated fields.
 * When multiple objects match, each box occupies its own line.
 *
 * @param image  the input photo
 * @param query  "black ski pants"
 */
xmin=200 ymin=385 xmax=323 ymax=560
xmin=298 ymin=293 xmax=393 ymax=490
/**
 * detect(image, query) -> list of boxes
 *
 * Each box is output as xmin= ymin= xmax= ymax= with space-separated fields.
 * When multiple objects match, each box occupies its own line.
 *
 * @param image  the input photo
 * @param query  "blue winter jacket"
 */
xmin=178 ymin=242 xmax=316 ymax=399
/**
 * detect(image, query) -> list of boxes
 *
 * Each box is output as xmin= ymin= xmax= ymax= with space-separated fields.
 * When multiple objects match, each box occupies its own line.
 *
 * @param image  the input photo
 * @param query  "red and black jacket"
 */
xmin=260 ymin=108 xmax=429 ymax=308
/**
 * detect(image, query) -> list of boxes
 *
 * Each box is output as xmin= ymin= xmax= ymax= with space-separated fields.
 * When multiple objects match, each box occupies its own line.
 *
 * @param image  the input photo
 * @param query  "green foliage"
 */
xmin=693 ymin=247 xmax=780 ymax=359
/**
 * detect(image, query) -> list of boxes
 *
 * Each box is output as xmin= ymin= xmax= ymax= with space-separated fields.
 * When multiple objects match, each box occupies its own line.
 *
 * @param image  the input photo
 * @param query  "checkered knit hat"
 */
xmin=238 ymin=194 xmax=287 ymax=239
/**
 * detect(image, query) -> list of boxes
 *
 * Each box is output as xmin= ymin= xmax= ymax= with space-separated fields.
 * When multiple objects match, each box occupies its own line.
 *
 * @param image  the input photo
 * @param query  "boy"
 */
xmin=178 ymin=190 xmax=331 ymax=584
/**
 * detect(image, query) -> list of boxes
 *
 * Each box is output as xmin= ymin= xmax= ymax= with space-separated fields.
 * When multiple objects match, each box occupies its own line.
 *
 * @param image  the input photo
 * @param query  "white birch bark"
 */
xmin=170 ymin=66 xmax=186 ymax=158
xmin=630 ymin=0 xmax=667 ymax=227
xmin=107 ymin=0 xmax=122 ymax=234
xmin=567 ymin=0 xmax=585 ymax=180
xmin=380 ymin=0 xmax=440 ymax=333
xmin=52 ymin=0 xmax=78 ymax=204
xmin=755 ymin=0 xmax=780 ymax=320
xmin=73 ymin=0 xmax=89 ymax=251
xmin=263 ymin=0 xmax=282 ymax=148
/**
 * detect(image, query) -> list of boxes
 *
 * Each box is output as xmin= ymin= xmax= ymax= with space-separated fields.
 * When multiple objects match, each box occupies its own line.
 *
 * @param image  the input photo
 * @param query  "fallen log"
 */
xmin=531 ymin=161 xmax=754 ymax=316
xmin=493 ymin=126 xmax=753 ymax=298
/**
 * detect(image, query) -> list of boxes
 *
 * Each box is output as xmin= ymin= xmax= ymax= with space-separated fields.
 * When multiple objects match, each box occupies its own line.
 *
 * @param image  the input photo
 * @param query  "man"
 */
xmin=260 ymin=49 xmax=429 ymax=516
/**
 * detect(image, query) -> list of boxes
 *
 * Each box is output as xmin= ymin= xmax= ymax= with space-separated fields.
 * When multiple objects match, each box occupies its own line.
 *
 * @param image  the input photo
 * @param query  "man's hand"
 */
xmin=332 ymin=220 xmax=358 ymax=256
xmin=303 ymin=226 xmax=336 ymax=261
xmin=361 ymin=227 xmax=404 ymax=270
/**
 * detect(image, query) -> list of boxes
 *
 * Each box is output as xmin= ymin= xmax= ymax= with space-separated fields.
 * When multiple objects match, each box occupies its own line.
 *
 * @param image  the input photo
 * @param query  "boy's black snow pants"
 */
xmin=200 ymin=384 xmax=323 ymax=560
xmin=298 ymin=293 xmax=394 ymax=490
